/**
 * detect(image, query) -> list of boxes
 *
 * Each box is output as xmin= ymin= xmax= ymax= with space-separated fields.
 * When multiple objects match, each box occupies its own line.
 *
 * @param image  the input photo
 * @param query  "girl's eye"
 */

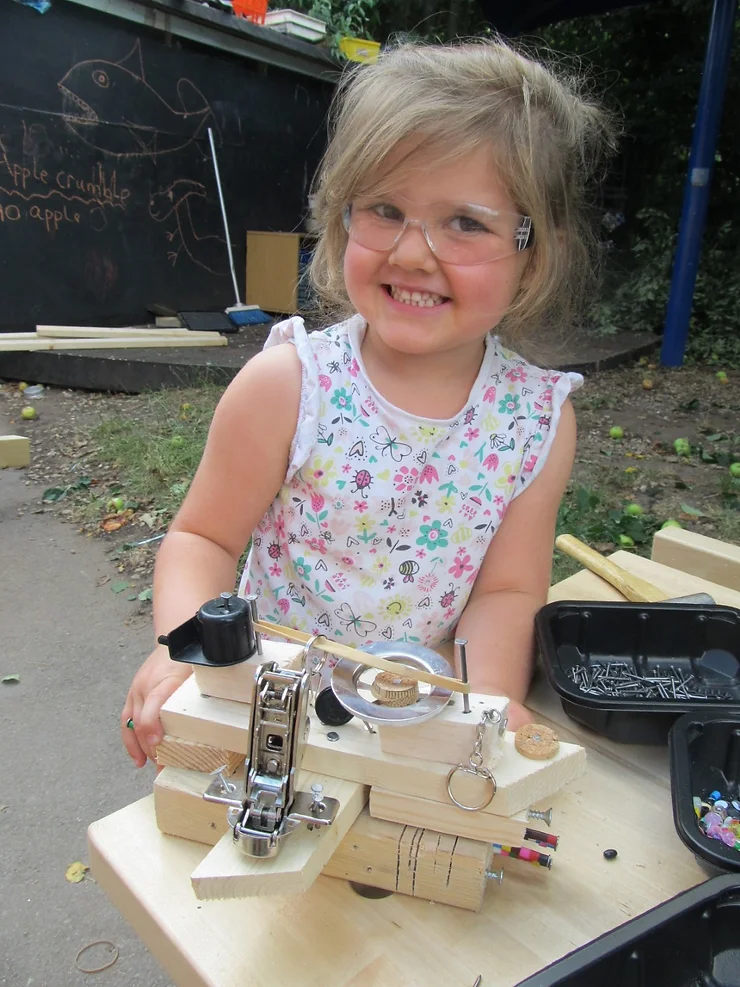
xmin=371 ymin=203 xmax=404 ymax=222
xmin=448 ymin=214 xmax=490 ymax=234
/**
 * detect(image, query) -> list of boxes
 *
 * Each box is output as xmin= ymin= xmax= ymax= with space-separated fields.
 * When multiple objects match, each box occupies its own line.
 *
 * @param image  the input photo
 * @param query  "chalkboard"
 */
xmin=0 ymin=2 xmax=331 ymax=329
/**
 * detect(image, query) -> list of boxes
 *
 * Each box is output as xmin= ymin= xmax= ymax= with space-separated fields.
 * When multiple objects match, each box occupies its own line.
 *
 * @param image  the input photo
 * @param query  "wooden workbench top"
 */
xmin=89 ymin=553 xmax=740 ymax=987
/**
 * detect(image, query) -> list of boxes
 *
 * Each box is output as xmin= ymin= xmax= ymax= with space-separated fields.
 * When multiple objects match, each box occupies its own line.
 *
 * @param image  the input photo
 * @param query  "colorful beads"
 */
xmin=696 ymin=789 xmax=740 ymax=854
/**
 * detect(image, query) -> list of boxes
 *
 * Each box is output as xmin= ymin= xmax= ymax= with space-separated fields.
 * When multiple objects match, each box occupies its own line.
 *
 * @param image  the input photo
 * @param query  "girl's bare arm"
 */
xmin=122 ymin=343 xmax=302 ymax=765
xmin=454 ymin=401 xmax=577 ymax=729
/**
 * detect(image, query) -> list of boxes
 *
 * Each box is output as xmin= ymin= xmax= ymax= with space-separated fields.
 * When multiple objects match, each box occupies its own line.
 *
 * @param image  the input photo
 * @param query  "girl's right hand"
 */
xmin=121 ymin=644 xmax=192 ymax=767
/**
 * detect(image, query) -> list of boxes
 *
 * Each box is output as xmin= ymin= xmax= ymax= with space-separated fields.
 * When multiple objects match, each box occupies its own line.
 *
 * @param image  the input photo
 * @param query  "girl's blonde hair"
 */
xmin=309 ymin=38 xmax=618 ymax=350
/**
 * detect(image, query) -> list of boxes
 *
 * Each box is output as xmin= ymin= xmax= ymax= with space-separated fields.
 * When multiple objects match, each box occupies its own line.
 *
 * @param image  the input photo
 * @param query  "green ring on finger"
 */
xmin=126 ymin=718 xmax=135 ymax=730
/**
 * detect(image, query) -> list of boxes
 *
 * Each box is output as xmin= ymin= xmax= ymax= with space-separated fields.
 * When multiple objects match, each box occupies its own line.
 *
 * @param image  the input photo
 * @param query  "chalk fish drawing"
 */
xmin=58 ymin=40 xmax=212 ymax=158
xmin=149 ymin=179 xmax=228 ymax=275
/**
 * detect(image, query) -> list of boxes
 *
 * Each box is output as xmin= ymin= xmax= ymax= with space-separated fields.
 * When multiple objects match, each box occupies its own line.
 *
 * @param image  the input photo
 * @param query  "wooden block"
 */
xmin=369 ymin=788 xmax=532 ymax=844
xmin=323 ymin=807 xmax=492 ymax=911
xmin=162 ymin=678 xmax=586 ymax=817
xmin=190 ymin=774 xmax=368 ymax=900
xmin=192 ymin=640 xmax=305 ymax=704
xmin=156 ymin=736 xmax=244 ymax=775
xmin=652 ymin=527 xmax=740 ymax=592
xmin=154 ymin=767 xmax=229 ymax=845
xmin=0 ymin=435 xmax=30 ymax=468
xmin=377 ymin=693 xmax=508 ymax=767
xmin=154 ymin=317 xmax=184 ymax=328
xmin=154 ymin=771 xmax=495 ymax=911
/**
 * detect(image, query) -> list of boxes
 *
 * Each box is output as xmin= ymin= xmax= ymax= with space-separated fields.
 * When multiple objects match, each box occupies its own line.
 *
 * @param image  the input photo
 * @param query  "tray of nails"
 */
xmin=535 ymin=601 xmax=740 ymax=744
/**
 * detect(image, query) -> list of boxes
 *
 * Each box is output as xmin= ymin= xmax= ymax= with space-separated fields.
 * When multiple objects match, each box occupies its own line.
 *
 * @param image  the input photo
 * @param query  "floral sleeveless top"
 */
xmin=239 ymin=314 xmax=581 ymax=649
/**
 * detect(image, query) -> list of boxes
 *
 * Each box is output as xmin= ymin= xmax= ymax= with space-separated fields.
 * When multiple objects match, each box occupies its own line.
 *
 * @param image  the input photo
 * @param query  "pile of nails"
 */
xmin=694 ymin=790 xmax=740 ymax=852
xmin=567 ymin=662 xmax=734 ymax=701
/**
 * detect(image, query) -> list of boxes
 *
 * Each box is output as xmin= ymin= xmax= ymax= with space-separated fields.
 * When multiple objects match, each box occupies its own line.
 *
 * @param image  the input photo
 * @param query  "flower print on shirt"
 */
xmin=242 ymin=316 xmax=582 ymax=649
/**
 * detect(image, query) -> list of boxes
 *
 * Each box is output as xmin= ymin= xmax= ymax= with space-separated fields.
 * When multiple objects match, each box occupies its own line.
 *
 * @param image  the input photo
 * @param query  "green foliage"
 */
xmin=557 ymin=485 xmax=660 ymax=549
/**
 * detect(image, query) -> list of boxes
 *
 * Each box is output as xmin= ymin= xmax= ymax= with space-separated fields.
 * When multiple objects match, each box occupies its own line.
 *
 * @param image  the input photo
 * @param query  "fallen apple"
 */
xmin=20 ymin=406 xmax=37 ymax=420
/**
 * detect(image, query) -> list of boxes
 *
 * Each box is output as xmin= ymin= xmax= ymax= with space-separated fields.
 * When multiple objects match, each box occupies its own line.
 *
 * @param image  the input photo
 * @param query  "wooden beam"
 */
xmin=156 ymin=736 xmax=244 ymax=775
xmin=190 ymin=774 xmax=368 ymax=900
xmin=369 ymin=789 xmax=533 ymax=845
xmin=35 ymin=325 xmax=207 ymax=338
xmin=0 ymin=335 xmax=227 ymax=352
xmin=323 ymin=808 xmax=493 ymax=912
xmin=652 ymin=527 xmax=740 ymax=592
xmin=161 ymin=678 xmax=587 ymax=817
xmin=377 ymin=693 xmax=509 ymax=767
xmin=0 ymin=435 xmax=30 ymax=469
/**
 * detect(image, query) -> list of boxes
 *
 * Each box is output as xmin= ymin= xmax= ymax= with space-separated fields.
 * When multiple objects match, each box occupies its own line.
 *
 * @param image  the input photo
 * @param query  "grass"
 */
xmin=83 ymin=384 xmax=220 ymax=523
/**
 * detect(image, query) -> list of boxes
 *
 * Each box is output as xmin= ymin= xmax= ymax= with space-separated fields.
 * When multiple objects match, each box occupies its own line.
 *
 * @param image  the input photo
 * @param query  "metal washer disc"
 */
xmin=330 ymin=642 xmax=454 ymax=726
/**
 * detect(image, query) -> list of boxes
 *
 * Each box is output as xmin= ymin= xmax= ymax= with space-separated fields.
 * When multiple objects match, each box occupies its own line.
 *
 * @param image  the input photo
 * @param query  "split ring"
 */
xmin=446 ymin=763 xmax=497 ymax=812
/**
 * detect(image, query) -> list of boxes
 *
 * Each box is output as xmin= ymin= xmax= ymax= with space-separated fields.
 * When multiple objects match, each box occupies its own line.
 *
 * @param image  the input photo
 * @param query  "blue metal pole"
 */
xmin=660 ymin=0 xmax=738 ymax=367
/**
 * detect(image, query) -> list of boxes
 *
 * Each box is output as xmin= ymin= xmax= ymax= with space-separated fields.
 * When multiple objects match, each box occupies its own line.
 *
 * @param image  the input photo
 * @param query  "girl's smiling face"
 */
xmin=343 ymin=145 xmax=530 ymax=363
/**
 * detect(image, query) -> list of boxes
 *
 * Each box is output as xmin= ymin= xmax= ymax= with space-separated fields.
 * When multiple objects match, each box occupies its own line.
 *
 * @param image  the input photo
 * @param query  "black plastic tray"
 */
xmin=535 ymin=601 xmax=740 ymax=744
xmin=670 ymin=710 xmax=740 ymax=874
xmin=514 ymin=874 xmax=740 ymax=986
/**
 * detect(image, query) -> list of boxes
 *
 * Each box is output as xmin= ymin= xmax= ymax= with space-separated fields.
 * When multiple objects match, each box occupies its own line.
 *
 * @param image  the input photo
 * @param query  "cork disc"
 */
xmin=514 ymin=723 xmax=559 ymax=760
xmin=370 ymin=670 xmax=420 ymax=707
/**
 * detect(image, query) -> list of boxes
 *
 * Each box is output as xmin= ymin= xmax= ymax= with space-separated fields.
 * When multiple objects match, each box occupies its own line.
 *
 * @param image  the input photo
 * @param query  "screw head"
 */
xmin=327 ymin=731 xmax=340 ymax=742
xmin=311 ymin=783 xmax=324 ymax=797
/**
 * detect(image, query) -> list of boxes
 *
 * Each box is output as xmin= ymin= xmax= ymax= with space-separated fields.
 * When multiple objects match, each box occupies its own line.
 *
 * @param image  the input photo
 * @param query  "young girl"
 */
xmin=123 ymin=38 xmax=615 ymax=767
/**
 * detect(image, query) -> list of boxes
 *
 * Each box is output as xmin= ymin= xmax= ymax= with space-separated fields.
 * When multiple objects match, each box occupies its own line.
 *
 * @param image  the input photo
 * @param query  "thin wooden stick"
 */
xmin=253 ymin=620 xmax=469 ymax=695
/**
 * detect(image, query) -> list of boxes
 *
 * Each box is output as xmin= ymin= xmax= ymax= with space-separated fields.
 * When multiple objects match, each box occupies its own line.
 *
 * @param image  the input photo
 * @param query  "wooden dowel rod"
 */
xmin=253 ymin=620 xmax=469 ymax=695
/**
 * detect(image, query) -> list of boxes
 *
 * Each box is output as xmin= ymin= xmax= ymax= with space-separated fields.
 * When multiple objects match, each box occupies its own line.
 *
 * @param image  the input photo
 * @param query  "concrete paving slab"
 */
xmin=0 ymin=469 xmax=173 ymax=986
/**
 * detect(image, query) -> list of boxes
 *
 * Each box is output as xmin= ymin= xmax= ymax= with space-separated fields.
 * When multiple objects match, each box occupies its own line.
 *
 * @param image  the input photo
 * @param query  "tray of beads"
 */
xmin=670 ymin=709 xmax=740 ymax=874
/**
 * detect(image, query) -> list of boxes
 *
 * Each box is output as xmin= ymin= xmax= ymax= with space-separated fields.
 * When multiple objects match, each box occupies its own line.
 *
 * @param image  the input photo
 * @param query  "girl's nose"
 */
xmin=387 ymin=221 xmax=438 ymax=272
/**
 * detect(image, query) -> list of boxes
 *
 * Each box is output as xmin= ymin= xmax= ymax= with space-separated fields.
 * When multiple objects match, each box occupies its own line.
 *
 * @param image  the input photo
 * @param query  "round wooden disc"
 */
xmin=514 ymin=723 xmax=559 ymax=760
xmin=370 ymin=670 xmax=420 ymax=708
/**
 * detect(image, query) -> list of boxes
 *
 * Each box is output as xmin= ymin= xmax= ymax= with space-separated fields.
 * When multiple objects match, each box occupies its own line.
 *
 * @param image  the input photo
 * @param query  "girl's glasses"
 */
xmin=342 ymin=196 xmax=533 ymax=266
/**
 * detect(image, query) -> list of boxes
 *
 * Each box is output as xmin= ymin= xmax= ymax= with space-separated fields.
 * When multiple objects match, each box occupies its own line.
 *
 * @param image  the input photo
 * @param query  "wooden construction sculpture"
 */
xmin=153 ymin=592 xmax=586 ymax=911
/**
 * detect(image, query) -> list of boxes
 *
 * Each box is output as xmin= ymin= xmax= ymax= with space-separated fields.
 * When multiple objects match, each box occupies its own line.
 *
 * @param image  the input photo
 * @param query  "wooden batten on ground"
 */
xmin=190 ymin=774 xmax=368 ymax=901
xmin=36 ymin=325 xmax=199 ymax=338
xmin=652 ymin=527 xmax=740 ymax=591
xmin=161 ymin=678 xmax=586 ymax=817
xmin=0 ymin=332 xmax=226 ymax=352
xmin=322 ymin=808 xmax=494 ymax=912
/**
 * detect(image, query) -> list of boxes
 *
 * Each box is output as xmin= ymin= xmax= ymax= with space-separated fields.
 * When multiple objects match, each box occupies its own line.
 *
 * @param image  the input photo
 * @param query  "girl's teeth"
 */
xmin=389 ymin=286 xmax=445 ymax=307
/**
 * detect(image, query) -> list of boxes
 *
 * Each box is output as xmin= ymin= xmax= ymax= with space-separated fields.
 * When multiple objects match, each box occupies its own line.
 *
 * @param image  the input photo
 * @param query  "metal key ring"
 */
xmin=300 ymin=634 xmax=327 ymax=673
xmin=446 ymin=763 xmax=497 ymax=812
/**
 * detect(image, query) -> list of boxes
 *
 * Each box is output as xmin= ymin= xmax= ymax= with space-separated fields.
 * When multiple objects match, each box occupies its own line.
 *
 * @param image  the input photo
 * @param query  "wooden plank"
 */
xmin=36 ymin=324 xmax=207 ymax=338
xmin=0 ymin=435 xmax=30 ymax=468
xmin=652 ymin=527 xmax=740 ymax=592
xmin=190 ymin=774 xmax=368 ymax=900
xmin=547 ymin=549 xmax=740 ymax=609
xmin=369 ymin=789 xmax=533 ymax=845
xmin=162 ymin=677 xmax=586 ymax=817
xmin=192 ymin=640 xmax=304 ymax=704
xmin=377 ymin=693 xmax=508 ymax=767
xmin=0 ymin=335 xmax=227 ymax=352
xmin=323 ymin=808 xmax=492 ymax=912
xmin=156 ymin=736 xmax=244 ymax=775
